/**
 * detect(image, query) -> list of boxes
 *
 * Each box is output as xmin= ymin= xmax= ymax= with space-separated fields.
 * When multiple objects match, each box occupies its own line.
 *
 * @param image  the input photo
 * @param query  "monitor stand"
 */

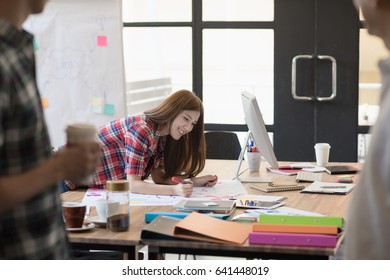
xmin=233 ymin=131 xmax=273 ymax=184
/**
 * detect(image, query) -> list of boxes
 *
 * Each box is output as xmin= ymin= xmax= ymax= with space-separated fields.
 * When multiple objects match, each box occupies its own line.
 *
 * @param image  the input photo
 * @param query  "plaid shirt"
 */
xmin=81 ymin=114 xmax=166 ymax=188
xmin=0 ymin=19 xmax=69 ymax=259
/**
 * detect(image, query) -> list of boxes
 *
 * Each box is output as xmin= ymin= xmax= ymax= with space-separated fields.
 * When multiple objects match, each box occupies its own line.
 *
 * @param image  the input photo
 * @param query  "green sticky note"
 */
xmin=33 ymin=39 xmax=39 ymax=51
xmin=104 ymin=104 xmax=115 ymax=116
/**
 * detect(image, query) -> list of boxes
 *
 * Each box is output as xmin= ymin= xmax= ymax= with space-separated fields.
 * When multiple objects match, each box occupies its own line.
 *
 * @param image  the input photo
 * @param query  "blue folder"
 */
xmin=144 ymin=211 xmax=231 ymax=223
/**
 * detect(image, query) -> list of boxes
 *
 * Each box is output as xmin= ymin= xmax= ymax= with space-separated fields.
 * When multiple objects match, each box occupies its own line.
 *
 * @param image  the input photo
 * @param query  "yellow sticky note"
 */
xmin=41 ymin=97 xmax=48 ymax=109
xmin=91 ymin=97 xmax=104 ymax=114
xmin=91 ymin=97 xmax=103 ymax=106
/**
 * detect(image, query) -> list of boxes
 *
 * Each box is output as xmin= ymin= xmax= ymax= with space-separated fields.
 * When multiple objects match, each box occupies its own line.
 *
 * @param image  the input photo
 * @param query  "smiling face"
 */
xmin=168 ymin=110 xmax=200 ymax=140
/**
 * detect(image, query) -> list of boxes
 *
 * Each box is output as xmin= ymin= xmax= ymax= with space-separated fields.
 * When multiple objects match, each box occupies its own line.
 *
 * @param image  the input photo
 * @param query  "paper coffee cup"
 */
xmin=95 ymin=199 xmax=120 ymax=221
xmin=66 ymin=123 xmax=97 ymax=145
xmin=314 ymin=143 xmax=331 ymax=167
xmin=65 ymin=123 xmax=97 ymax=184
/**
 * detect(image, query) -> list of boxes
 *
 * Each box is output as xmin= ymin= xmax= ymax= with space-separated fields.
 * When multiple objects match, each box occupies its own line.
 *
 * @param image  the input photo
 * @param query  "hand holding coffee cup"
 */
xmin=66 ymin=123 xmax=98 ymax=184
xmin=63 ymin=202 xmax=86 ymax=228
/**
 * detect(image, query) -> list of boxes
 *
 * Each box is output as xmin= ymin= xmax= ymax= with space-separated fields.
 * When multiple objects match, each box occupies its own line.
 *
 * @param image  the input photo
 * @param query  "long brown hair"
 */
xmin=144 ymin=89 xmax=205 ymax=179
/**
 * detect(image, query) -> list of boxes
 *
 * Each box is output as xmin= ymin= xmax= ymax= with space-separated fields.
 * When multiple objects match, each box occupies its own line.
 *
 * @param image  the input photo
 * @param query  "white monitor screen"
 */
xmin=241 ymin=91 xmax=279 ymax=169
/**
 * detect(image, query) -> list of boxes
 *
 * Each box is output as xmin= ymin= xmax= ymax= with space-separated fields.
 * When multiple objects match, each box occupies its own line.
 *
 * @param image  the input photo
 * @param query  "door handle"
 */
xmin=291 ymin=54 xmax=337 ymax=102
xmin=316 ymin=55 xmax=337 ymax=101
xmin=291 ymin=54 xmax=315 ymax=101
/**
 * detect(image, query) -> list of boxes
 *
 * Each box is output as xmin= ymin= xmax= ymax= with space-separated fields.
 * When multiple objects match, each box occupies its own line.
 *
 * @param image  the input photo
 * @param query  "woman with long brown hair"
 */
xmin=66 ymin=89 xmax=217 ymax=197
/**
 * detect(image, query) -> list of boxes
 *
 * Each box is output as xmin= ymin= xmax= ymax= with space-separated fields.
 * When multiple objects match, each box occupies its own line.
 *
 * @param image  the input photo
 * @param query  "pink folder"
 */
xmin=248 ymin=232 xmax=338 ymax=247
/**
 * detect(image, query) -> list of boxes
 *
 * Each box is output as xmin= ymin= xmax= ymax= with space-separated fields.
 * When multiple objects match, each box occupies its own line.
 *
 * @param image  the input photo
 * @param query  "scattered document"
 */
xmin=266 ymin=164 xmax=326 ymax=176
xmin=235 ymin=194 xmax=286 ymax=209
xmin=132 ymin=179 xmax=247 ymax=206
xmin=81 ymin=188 xmax=106 ymax=205
xmin=191 ymin=179 xmax=247 ymax=199
xmin=80 ymin=180 xmax=248 ymax=207
xmin=245 ymin=206 xmax=324 ymax=217
xmin=300 ymin=180 xmax=355 ymax=195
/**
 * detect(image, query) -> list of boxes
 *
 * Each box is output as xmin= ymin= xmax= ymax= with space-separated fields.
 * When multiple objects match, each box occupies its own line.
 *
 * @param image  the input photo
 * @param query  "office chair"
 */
xmin=204 ymin=131 xmax=242 ymax=160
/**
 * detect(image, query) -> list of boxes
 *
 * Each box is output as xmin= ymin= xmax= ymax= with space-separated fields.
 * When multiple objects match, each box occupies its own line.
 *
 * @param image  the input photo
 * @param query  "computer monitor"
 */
xmin=242 ymin=91 xmax=279 ymax=168
xmin=234 ymin=91 xmax=279 ymax=182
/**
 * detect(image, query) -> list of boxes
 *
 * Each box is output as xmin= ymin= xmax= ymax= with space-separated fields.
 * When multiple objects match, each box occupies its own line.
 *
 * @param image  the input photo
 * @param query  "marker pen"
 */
xmin=171 ymin=176 xmax=190 ymax=184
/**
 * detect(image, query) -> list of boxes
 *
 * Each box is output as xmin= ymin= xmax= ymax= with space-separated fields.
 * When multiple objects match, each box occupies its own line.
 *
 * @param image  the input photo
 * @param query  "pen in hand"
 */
xmin=171 ymin=176 xmax=191 ymax=184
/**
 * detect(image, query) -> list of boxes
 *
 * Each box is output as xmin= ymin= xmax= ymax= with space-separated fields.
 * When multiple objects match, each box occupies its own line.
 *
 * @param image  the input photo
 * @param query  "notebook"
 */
xmin=144 ymin=211 xmax=231 ymax=223
xmin=173 ymin=212 xmax=251 ymax=244
xmin=175 ymin=199 xmax=236 ymax=214
xmin=300 ymin=180 xmax=355 ymax=195
xmin=141 ymin=216 xmax=189 ymax=241
xmin=258 ymin=214 xmax=344 ymax=227
xmin=235 ymin=194 xmax=286 ymax=209
xmin=296 ymin=172 xmax=323 ymax=183
xmin=252 ymin=223 xmax=340 ymax=235
xmin=251 ymin=183 xmax=305 ymax=193
xmin=324 ymin=165 xmax=360 ymax=175
xmin=248 ymin=232 xmax=338 ymax=247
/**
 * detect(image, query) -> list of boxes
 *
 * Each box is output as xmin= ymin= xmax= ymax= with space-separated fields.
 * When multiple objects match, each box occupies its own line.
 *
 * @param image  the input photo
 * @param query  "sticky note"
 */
xmin=97 ymin=35 xmax=107 ymax=47
xmin=41 ymin=97 xmax=48 ymax=108
xmin=33 ymin=39 xmax=39 ymax=51
xmin=104 ymin=104 xmax=115 ymax=116
xmin=91 ymin=97 xmax=104 ymax=114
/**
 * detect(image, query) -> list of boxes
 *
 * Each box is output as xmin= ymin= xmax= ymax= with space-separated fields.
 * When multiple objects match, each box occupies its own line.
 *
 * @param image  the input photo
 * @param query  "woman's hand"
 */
xmin=174 ymin=182 xmax=193 ymax=197
xmin=191 ymin=175 xmax=218 ymax=187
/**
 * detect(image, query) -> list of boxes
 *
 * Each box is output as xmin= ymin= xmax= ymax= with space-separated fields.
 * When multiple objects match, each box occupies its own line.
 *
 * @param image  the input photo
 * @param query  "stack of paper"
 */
xmin=248 ymin=214 xmax=343 ymax=247
xmin=235 ymin=194 xmax=286 ymax=209
xmin=174 ymin=199 xmax=236 ymax=214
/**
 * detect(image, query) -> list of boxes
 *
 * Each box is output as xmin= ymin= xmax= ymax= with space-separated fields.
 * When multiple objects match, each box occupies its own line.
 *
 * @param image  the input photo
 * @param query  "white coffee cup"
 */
xmin=246 ymin=152 xmax=261 ymax=173
xmin=95 ymin=199 xmax=120 ymax=221
xmin=65 ymin=123 xmax=97 ymax=184
xmin=314 ymin=143 xmax=331 ymax=167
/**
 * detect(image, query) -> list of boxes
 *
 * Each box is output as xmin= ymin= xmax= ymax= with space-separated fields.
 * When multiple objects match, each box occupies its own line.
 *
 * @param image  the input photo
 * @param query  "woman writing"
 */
xmin=66 ymin=89 xmax=217 ymax=197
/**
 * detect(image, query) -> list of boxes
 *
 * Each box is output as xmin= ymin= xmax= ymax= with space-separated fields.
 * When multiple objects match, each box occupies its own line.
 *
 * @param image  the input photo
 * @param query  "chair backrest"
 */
xmin=204 ymin=131 xmax=242 ymax=160
xmin=126 ymin=77 xmax=171 ymax=115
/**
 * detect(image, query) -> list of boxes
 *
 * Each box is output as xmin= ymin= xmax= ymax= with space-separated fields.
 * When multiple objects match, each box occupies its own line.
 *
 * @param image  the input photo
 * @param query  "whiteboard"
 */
xmin=24 ymin=0 xmax=126 ymax=147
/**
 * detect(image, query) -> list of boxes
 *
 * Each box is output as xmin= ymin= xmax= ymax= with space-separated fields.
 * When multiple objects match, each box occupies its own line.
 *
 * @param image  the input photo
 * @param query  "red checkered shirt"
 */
xmin=85 ymin=114 xmax=166 ymax=188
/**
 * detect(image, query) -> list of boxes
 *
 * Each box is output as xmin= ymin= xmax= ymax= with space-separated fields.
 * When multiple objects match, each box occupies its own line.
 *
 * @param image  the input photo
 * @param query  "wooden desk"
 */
xmin=61 ymin=160 xmax=359 ymax=260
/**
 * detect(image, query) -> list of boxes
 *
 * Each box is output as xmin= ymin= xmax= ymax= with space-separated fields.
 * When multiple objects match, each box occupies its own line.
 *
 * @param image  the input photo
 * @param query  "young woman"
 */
xmin=66 ymin=89 xmax=217 ymax=197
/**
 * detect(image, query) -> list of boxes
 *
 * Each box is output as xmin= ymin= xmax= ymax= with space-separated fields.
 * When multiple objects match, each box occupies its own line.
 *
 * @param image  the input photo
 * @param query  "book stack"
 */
xmin=248 ymin=214 xmax=343 ymax=248
xmin=235 ymin=194 xmax=286 ymax=209
xmin=174 ymin=199 xmax=236 ymax=214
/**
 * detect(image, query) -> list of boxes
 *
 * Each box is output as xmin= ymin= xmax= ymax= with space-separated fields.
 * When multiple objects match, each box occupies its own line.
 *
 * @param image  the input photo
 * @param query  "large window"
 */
xmin=122 ymin=0 xmax=364 ymax=162
xmin=122 ymin=0 xmax=275 ymax=128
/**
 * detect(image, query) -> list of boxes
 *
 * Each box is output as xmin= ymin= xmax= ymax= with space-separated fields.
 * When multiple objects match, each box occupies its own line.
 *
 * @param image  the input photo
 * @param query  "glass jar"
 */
xmin=106 ymin=180 xmax=130 ymax=232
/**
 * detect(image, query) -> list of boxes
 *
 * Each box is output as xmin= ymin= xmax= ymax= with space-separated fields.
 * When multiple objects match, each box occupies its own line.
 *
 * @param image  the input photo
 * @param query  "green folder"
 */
xmin=258 ymin=214 xmax=343 ymax=227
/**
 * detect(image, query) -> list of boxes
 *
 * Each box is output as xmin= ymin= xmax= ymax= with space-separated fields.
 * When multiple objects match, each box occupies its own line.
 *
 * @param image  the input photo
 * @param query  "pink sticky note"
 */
xmin=97 ymin=35 xmax=107 ymax=47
